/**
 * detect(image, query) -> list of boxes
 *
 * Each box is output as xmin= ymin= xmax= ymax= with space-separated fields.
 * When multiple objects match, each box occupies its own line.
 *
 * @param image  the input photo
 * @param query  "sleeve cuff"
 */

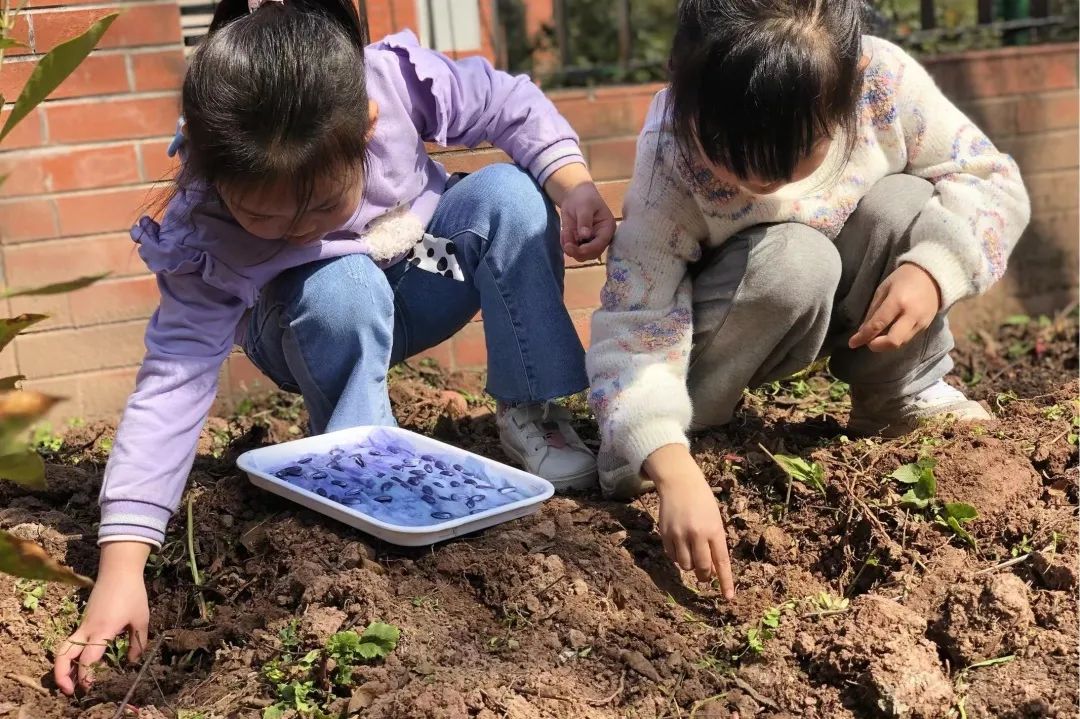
xmin=899 ymin=242 xmax=973 ymax=309
xmin=99 ymin=499 xmax=171 ymax=548
xmin=530 ymin=139 xmax=586 ymax=186
xmin=98 ymin=535 xmax=163 ymax=550
xmin=620 ymin=418 xmax=690 ymax=475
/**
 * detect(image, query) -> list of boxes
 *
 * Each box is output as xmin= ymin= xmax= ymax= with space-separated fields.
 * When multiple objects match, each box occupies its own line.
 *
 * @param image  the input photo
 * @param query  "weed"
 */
xmin=104 ymin=635 xmax=129 ymax=668
xmin=805 ymin=591 xmax=849 ymax=614
xmin=1011 ymin=535 xmax=1034 ymax=558
xmin=1043 ymin=404 xmax=1066 ymax=421
xmin=410 ymin=595 xmax=439 ymax=610
xmin=14 ymin=578 xmax=46 ymax=610
xmin=735 ymin=602 xmax=794 ymax=660
xmin=828 ymin=379 xmax=851 ymax=401
xmin=766 ymin=451 xmax=826 ymax=496
xmin=30 ymin=424 xmax=64 ymax=455
xmin=995 ymin=392 xmax=1019 ymax=410
xmin=278 ymin=619 xmax=301 ymax=652
xmin=42 ymin=594 xmax=81 ymax=653
xmin=890 ymin=458 xmax=979 ymax=548
xmin=325 ymin=623 xmax=400 ymax=684
xmin=97 ymin=436 xmax=114 ymax=453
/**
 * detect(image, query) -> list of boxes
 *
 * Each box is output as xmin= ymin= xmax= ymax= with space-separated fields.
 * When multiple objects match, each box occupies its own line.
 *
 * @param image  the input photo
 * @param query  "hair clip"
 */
xmin=248 ymin=0 xmax=284 ymax=13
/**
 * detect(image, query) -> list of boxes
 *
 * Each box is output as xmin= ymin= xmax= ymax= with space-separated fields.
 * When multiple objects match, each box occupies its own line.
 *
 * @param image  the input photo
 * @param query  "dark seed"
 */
xmin=440 ymin=470 xmax=455 ymax=477
xmin=354 ymin=456 xmax=366 ymax=468
xmin=312 ymin=471 xmax=328 ymax=480
xmin=450 ymin=481 xmax=460 ymax=487
xmin=374 ymin=495 xmax=393 ymax=503
xmin=298 ymin=457 xmax=313 ymax=464
xmin=369 ymin=450 xmax=383 ymax=456
xmin=435 ymin=460 xmax=449 ymax=470
xmin=345 ymin=489 xmax=364 ymax=498
xmin=422 ymin=486 xmax=433 ymax=495
xmin=421 ymin=495 xmax=437 ymax=505
xmin=410 ymin=469 xmax=426 ymax=477
xmin=407 ymin=477 xmax=421 ymax=486
xmin=432 ymin=482 xmax=444 ymax=489
xmin=392 ymin=465 xmax=403 ymax=471
xmin=331 ymin=479 xmax=347 ymax=488
xmin=403 ymin=459 xmax=419 ymax=467
xmin=388 ymin=446 xmax=402 ymax=455
xmin=381 ymin=481 xmax=394 ymax=492
xmin=453 ymin=464 xmax=464 ymax=471
xmin=438 ymin=495 xmax=453 ymax=501
xmin=424 ymin=464 xmax=434 ymax=474
xmin=476 ymin=484 xmax=495 ymax=490
xmin=421 ymin=454 xmax=436 ymax=462
xmin=466 ymin=499 xmax=475 ymax=509
xmin=316 ymin=488 xmax=328 ymax=497
xmin=278 ymin=465 xmax=304 ymax=477
xmin=431 ymin=512 xmax=453 ymax=520
xmin=463 ymin=478 xmax=477 ymax=485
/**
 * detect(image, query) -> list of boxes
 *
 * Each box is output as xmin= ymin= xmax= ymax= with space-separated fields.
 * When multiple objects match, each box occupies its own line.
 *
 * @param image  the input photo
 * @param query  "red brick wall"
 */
xmin=0 ymin=24 xmax=1075 ymax=421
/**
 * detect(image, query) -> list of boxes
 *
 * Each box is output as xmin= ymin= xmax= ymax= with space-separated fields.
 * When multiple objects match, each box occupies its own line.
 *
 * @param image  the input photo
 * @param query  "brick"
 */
xmin=139 ymin=140 xmax=179 ymax=182
xmin=5 ymin=13 xmax=31 ymax=56
xmin=80 ymin=366 xmax=138 ymax=417
xmin=436 ymin=149 xmax=511 ymax=175
xmin=958 ymin=97 xmax=1018 ymax=138
xmin=20 ymin=375 xmax=81 ymax=423
xmin=0 ymin=144 xmax=141 ymax=197
xmin=223 ymin=353 xmax=272 ymax=396
xmin=9 ymin=292 xmax=71 ymax=332
xmin=450 ymin=320 xmax=486 ymax=368
xmin=1025 ymin=170 xmax=1079 ymax=212
xmin=998 ymin=129 xmax=1079 ymax=173
xmin=0 ymin=197 xmax=58 ymax=243
xmin=25 ymin=0 xmax=103 ymax=9
xmin=46 ymin=94 xmax=179 ymax=144
xmin=563 ymin=264 xmax=606 ymax=310
xmin=1016 ymin=90 xmax=1079 ymax=135
xmin=32 ymin=4 xmax=182 ymax=52
xmin=14 ymin=320 xmax=146 ymax=378
xmin=4 ymin=234 xmax=146 ymax=286
xmin=553 ymin=87 xmax=658 ymax=140
xmin=925 ymin=44 xmax=1078 ymax=101
xmin=0 ymin=108 xmax=44 ymax=150
xmin=595 ymin=180 xmax=629 ymax=220
xmin=585 ymin=136 xmax=636 ymax=182
xmin=1 ymin=52 xmax=129 ymax=101
xmin=71 ymin=274 xmax=159 ymax=326
xmin=414 ymin=339 xmax=453 ymax=371
xmin=56 ymin=185 xmax=158 ymax=237
xmin=130 ymin=49 xmax=185 ymax=92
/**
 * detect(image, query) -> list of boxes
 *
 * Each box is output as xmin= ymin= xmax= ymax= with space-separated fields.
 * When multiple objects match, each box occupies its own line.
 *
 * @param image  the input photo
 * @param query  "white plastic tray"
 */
xmin=236 ymin=426 xmax=554 ymax=547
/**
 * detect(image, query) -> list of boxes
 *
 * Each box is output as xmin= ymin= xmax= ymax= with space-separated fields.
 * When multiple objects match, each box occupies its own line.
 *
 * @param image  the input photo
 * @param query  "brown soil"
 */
xmin=1 ymin=311 xmax=1077 ymax=719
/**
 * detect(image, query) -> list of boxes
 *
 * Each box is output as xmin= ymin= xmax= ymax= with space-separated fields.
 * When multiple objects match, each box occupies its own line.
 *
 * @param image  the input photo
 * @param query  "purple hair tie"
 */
xmin=248 ymin=0 xmax=284 ymax=12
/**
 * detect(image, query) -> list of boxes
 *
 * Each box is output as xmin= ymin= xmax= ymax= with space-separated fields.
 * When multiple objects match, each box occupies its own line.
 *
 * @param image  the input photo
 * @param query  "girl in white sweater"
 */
xmin=586 ymin=0 xmax=1030 ymax=594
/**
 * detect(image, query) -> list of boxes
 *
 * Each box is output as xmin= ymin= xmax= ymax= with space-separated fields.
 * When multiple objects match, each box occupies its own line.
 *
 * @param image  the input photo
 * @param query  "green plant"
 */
xmin=325 ymin=623 xmax=400 ymax=685
xmin=736 ymin=602 xmax=794 ymax=659
xmin=0 ymin=2 xmax=115 ymax=587
xmin=104 ymin=635 xmax=130 ymax=668
xmin=14 ymin=577 xmax=45 ymax=610
xmin=30 ymin=423 xmax=64 ymax=454
xmin=766 ymin=450 xmax=827 ymax=496
xmin=890 ymin=458 xmax=979 ymax=548
xmin=1010 ymin=534 xmax=1034 ymax=558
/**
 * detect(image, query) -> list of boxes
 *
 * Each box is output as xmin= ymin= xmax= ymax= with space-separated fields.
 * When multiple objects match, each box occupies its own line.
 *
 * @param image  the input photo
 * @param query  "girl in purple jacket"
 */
xmin=55 ymin=0 xmax=614 ymax=693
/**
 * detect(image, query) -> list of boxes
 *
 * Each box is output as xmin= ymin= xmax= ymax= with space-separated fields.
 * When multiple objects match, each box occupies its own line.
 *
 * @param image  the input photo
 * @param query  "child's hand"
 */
xmin=54 ymin=542 xmax=152 ymax=695
xmin=559 ymin=181 xmax=616 ymax=262
xmin=645 ymin=445 xmax=736 ymax=598
xmin=849 ymin=263 xmax=942 ymax=352
xmin=543 ymin=163 xmax=616 ymax=262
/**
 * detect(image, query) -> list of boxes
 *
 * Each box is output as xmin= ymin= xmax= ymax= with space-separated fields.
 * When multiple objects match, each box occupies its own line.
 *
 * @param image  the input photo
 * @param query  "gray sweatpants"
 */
xmin=687 ymin=173 xmax=954 ymax=429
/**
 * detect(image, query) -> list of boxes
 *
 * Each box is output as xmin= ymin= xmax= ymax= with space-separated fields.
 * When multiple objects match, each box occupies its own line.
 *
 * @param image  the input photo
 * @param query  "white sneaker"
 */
xmin=597 ymin=451 xmax=654 ymax=501
xmin=848 ymin=379 xmax=992 ymax=437
xmin=497 ymin=402 xmax=597 ymax=491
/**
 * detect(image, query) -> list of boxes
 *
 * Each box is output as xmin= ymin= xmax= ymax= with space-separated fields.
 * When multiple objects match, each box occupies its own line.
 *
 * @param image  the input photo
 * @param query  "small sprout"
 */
xmin=1011 ymin=535 xmax=1034 ymax=558
xmin=1003 ymin=314 xmax=1030 ymax=327
xmin=829 ymin=380 xmax=851 ymax=401
xmin=806 ymin=591 xmax=849 ymax=614
xmin=767 ymin=452 xmax=827 ymax=496
xmin=995 ymin=391 xmax=1019 ymax=410
xmin=891 ymin=458 xmax=979 ymax=548
xmin=15 ymin=578 xmax=45 ymax=611
xmin=105 ymin=635 xmax=129 ymax=668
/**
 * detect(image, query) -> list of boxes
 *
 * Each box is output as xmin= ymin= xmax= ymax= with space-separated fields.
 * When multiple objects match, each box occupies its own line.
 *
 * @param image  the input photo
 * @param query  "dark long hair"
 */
xmin=179 ymin=0 xmax=372 ymax=221
xmin=668 ymin=0 xmax=863 ymax=183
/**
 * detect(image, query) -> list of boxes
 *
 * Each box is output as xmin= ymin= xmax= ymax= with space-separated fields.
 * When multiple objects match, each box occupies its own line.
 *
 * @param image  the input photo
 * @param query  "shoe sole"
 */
xmin=499 ymin=439 xmax=598 ymax=493
xmin=598 ymin=464 xmax=655 ymax=501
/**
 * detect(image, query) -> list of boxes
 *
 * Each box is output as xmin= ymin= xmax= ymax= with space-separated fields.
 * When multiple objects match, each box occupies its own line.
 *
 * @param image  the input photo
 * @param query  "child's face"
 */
xmin=704 ymin=136 xmax=833 ymax=196
xmin=221 ymin=171 xmax=363 ymax=245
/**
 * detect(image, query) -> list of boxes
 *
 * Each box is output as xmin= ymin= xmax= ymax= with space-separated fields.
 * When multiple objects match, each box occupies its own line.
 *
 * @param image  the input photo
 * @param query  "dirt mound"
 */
xmin=0 ymin=314 xmax=1076 ymax=718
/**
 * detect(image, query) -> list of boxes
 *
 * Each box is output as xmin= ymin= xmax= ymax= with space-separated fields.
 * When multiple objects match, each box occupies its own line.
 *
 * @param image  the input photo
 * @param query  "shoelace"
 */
xmin=514 ymin=403 xmax=572 ymax=453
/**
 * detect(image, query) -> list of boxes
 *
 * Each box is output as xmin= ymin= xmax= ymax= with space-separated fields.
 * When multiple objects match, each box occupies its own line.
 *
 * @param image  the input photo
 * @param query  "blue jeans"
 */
xmin=243 ymin=163 xmax=588 ymax=433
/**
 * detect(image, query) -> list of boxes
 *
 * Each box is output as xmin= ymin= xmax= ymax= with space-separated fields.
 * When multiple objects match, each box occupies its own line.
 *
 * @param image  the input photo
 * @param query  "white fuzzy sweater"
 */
xmin=586 ymin=37 xmax=1031 ymax=472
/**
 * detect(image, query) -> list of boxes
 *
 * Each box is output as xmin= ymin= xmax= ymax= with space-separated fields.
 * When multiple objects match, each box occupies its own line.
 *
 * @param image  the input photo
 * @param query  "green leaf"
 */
xmin=966 ymin=655 xmax=1015 ymax=671
xmin=262 ymin=706 xmax=286 ymax=719
xmin=0 ymin=529 xmax=93 ymax=586
xmin=0 ymin=314 xmax=47 ymax=352
xmin=0 ymin=375 xmax=24 ymax=390
xmin=0 ymin=14 xmax=119 ymax=142
xmin=890 ymin=463 xmax=923 ymax=484
xmin=2 ymin=273 xmax=108 ymax=299
xmin=0 ymin=449 xmax=44 ymax=489
xmin=1003 ymin=314 xmax=1031 ymax=326
xmin=943 ymin=502 xmax=978 ymax=522
xmin=946 ymin=516 xmax=977 ymax=548
xmin=359 ymin=621 xmax=400 ymax=655
xmin=770 ymin=454 xmax=826 ymax=495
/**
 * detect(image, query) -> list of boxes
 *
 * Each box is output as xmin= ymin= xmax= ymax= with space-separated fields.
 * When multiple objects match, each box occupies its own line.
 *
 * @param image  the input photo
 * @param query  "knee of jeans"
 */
xmin=749 ymin=225 xmax=842 ymax=315
xmin=470 ymin=164 xmax=558 ymax=243
xmin=285 ymin=256 xmax=394 ymax=340
xmin=857 ymin=174 xmax=935 ymax=230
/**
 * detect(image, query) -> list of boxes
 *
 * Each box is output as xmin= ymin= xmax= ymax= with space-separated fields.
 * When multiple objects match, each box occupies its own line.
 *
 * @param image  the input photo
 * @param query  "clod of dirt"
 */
xmin=1031 ymin=550 xmax=1078 ymax=590
xmin=302 ymin=605 xmax=346 ymax=643
xmin=620 ymin=649 xmax=662 ymax=682
xmin=815 ymin=596 xmax=954 ymax=718
xmin=930 ymin=574 xmax=1035 ymax=666
xmin=567 ymin=628 xmax=589 ymax=649
xmin=757 ymin=525 xmax=793 ymax=564
xmin=340 ymin=541 xmax=377 ymax=568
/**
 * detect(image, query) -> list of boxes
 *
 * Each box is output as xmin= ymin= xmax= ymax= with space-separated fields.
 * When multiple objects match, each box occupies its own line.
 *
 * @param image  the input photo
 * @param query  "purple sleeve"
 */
xmin=379 ymin=32 xmax=585 ymax=185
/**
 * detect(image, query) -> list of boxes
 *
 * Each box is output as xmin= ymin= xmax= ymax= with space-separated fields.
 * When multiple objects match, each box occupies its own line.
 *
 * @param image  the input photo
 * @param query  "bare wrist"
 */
xmin=542 ymin=162 xmax=592 ymax=206
xmin=98 ymin=541 xmax=152 ymax=578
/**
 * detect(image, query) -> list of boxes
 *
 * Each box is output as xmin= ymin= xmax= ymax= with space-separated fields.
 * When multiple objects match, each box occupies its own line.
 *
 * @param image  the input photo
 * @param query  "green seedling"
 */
xmin=736 ymin=602 xmax=794 ymax=659
xmin=765 ymin=450 xmax=826 ymax=497
xmin=14 ymin=578 xmax=45 ymax=610
xmin=411 ymin=595 xmax=439 ymax=610
xmin=1003 ymin=314 xmax=1030 ymax=327
xmin=1011 ymin=535 xmax=1034 ymax=558
xmin=278 ymin=619 xmax=301 ymax=653
xmin=890 ymin=458 xmax=979 ymax=548
xmin=30 ymin=423 xmax=63 ymax=454
xmin=995 ymin=391 xmax=1019 ymax=410
xmin=828 ymin=379 xmax=851 ymax=401
xmin=326 ymin=622 xmax=400 ymax=685
xmin=1043 ymin=404 xmax=1066 ymax=421
xmin=105 ymin=635 xmax=129 ymax=668
xmin=806 ymin=591 xmax=849 ymax=614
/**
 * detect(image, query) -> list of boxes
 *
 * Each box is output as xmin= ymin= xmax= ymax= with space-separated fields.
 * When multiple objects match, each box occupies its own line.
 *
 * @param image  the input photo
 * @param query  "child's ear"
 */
xmin=366 ymin=100 xmax=380 ymax=141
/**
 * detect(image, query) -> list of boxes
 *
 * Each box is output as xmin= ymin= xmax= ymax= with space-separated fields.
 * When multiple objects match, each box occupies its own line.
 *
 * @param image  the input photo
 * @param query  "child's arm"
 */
xmin=377 ymin=33 xmax=614 ymax=258
xmin=587 ymin=126 xmax=733 ymax=595
xmin=887 ymin=39 xmax=1030 ymax=309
